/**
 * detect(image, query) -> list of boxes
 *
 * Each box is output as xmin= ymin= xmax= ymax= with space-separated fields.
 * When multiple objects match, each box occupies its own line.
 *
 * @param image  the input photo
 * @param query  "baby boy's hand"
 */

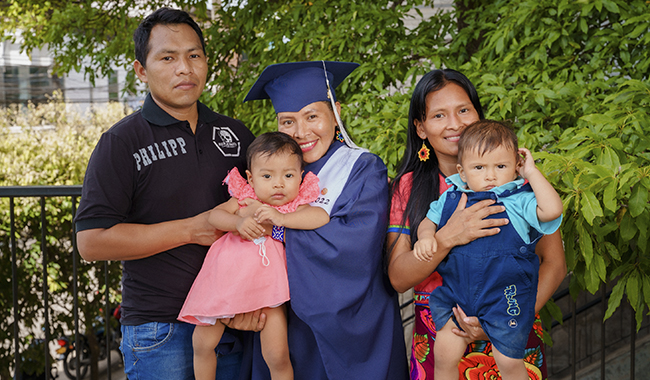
xmin=413 ymin=237 xmax=438 ymax=262
xmin=517 ymin=147 xmax=540 ymax=179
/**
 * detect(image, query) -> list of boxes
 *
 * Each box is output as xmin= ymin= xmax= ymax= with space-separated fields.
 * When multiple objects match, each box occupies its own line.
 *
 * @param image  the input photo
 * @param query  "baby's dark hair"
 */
xmin=458 ymin=119 xmax=518 ymax=165
xmin=246 ymin=132 xmax=304 ymax=170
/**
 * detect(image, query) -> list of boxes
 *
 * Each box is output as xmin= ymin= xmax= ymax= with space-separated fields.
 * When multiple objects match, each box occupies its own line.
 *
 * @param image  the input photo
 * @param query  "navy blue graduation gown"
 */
xmin=248 ymin=141 xmax=408 ymax=379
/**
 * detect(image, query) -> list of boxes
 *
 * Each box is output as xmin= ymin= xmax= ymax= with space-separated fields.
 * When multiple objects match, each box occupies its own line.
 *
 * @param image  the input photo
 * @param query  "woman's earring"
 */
xmin=335 ymin=128 xmax=345 ymax=143
xmin=418 ymin=141 xmax=430 ymax=162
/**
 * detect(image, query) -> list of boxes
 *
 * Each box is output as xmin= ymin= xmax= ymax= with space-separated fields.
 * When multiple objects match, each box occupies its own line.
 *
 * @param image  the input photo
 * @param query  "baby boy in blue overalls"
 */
xmin=414 ymin=119 xmax=563 ymax=380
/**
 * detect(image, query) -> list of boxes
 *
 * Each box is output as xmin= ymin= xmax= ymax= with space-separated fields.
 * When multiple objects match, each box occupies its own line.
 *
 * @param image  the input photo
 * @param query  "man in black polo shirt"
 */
xmin=75 ymin=8 xmax=258 ymax=380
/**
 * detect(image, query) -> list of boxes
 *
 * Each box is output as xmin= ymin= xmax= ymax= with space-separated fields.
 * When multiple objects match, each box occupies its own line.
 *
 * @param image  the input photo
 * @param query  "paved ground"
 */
xmin=98 ymin=350 xmax=125 ymax=380
xmin=53 ymin=350 xmax=125 ymax=380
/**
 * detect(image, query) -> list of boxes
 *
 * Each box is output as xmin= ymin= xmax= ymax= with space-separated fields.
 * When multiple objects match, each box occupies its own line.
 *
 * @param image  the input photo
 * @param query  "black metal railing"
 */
xmin=2 ymin=186 xmax=119 ymax=380
xmin=545 ymin=278 xmax=649 ymax=379
xmin=4 ymin=185 xmax=648 ymax=380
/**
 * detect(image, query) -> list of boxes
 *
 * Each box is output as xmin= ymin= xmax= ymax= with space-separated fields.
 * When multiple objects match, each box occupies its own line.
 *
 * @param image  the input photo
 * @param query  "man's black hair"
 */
xmin=133 ymin=8 xmax=206 ymax=68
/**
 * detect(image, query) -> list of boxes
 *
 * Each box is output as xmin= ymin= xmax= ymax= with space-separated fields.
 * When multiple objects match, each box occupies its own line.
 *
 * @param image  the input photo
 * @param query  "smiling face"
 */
xmin=246 ymin=151 xmax=303 ymax=206
xmin=134 ymin=23 xmax=208 ymax=121
xmin=277 ymin=101 xmax=339 ymax=164
xmin=414 ymin=83 xmax=480 ymax=176
xmin=457 ymin=145 xmax=519 ymax=191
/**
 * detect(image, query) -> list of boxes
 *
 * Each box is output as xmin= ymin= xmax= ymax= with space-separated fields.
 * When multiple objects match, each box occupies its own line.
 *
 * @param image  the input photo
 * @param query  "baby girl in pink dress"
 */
xmin=178 ymin=132 xmax=329 ymax=380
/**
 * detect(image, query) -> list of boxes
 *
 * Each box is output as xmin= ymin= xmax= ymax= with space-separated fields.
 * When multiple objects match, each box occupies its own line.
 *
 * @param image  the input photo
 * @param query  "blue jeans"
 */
xmin=121 ymin=322 xmax=242 ymax=380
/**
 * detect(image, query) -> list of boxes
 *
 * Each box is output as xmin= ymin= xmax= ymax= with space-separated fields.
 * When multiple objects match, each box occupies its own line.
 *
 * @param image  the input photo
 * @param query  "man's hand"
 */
xmin=188 ymin=210 xmax=224 ymax=246
xmin=222 ymin=309 xmax=267 ymax=332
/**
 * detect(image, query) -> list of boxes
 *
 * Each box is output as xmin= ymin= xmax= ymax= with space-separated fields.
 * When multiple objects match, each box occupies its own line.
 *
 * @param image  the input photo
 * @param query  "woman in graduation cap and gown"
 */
xmin=242 ymin=61 xmax=409 ymax=379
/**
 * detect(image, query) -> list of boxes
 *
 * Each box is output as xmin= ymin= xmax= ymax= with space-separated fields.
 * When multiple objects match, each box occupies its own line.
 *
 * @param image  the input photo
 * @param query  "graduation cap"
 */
xmin=244 ymin=60 xmax=362 ymax=149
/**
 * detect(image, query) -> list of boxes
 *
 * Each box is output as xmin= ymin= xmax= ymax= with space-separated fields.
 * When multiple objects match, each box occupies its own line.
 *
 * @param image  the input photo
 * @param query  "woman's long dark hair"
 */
xmin=389 ymin=69 xmax=484 ymax=249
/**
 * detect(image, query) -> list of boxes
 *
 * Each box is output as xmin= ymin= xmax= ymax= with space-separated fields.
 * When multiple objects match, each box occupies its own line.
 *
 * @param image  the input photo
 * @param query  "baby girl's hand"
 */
xmin=517 ymin=147 xmax=540 ymax=179
xmin=236 ymin=216 xmax=265 ymax=241
xmin=237 ymin=198 xmax=262 ymax=218
xmin=255 ymin=205 xmax=285 ymax=226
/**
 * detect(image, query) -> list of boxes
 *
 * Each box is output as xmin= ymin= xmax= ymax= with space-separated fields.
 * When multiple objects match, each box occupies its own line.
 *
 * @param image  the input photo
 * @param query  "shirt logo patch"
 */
xmin=213 ymin=127 xmax=241 ymax=157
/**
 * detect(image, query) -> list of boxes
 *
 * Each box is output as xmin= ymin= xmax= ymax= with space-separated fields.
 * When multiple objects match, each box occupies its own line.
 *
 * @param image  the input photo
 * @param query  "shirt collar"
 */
xmin=446 ymin=173 xmax=525 ymax=195
xmin=140 ymin=93 xmax=220 ymax=126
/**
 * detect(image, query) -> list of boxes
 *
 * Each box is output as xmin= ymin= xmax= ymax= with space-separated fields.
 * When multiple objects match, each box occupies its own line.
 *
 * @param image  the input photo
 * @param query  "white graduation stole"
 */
xmin=310 ymin=146 xmax=366 ymax=215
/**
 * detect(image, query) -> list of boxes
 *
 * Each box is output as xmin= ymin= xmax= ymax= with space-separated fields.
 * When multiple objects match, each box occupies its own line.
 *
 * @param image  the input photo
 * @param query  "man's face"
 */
xmin=134 ymin=23 xmax=208 ymax=117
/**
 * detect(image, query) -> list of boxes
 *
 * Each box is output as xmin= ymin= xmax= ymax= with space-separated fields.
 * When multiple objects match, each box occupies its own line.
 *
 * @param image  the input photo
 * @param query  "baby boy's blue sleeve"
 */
xmin=425 ymin=190 xmax=450 ymax=226
xmin=520 ymin=191 xmax=563 ymax=235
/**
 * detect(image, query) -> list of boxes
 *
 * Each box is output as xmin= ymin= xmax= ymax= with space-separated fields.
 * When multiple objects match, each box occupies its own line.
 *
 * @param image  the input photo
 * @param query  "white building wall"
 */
xmin=1 ymin=32 xmax=142 ymax=114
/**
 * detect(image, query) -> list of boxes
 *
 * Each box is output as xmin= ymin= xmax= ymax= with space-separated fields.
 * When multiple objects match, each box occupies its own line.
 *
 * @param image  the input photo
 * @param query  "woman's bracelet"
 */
xmin=271 ymin=225 xmax=285 ymax=242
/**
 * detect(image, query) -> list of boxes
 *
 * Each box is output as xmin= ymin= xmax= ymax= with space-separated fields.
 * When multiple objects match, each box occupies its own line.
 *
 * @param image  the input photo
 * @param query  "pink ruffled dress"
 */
xmin=178 ymin=168 xmax=321 ymax=326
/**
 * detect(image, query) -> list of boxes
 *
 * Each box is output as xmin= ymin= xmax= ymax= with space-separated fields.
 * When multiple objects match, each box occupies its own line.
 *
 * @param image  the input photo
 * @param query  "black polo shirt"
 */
xmin=76 ymin=93 xmax=255 ymax=325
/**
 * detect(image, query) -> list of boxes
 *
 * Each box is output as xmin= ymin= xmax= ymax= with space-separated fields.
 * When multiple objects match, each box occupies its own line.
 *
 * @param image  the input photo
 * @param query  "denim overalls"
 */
xmin=428 ymin=184 xmax=543 ymax=359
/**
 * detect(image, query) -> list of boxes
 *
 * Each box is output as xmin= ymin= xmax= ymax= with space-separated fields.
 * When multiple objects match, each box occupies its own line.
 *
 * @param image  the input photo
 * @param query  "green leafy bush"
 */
xmin=0 ymin=95 xmax=128 ymax=379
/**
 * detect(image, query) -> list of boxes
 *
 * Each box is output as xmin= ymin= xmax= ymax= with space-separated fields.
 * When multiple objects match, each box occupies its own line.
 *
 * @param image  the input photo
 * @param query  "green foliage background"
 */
xmin=0 ymin=96 xmax=127 ymax=379
xmin=1 ymin=0 xmax=649 ymax=376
